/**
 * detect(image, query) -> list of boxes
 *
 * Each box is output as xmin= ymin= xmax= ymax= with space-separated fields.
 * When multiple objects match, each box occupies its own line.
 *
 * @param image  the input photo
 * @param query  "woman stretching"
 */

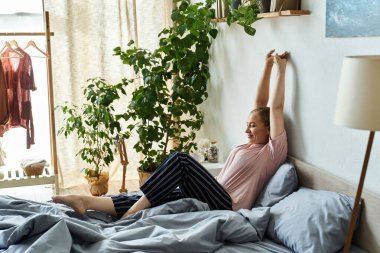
xmin=53 ymin=50 xmax=289 ymax=219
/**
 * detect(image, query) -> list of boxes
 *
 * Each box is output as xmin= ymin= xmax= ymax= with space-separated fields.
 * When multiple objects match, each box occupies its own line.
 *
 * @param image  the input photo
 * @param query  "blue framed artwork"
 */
xmin=326 ymin=0 xmax=380 ymax=37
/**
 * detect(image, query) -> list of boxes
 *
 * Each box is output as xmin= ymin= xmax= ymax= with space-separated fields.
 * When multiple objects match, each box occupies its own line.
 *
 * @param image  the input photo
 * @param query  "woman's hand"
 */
xmin=266 ymin=50 xmax=289 ymax=67
xmin=274 ymin=51 xmax=289 ymax=72
xmin=254 ymin=49 xmax=289 ymax=110
xmin=265 ymin=49 xmax=275 ymax=66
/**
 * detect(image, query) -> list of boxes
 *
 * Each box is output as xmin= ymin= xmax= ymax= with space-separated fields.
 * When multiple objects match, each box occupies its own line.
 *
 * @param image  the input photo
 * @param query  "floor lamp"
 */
xmin=334 ymin=55 xmax=380 ymax=253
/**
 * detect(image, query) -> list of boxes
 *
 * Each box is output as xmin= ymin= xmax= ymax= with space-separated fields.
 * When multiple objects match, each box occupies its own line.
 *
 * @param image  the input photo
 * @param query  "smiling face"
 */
xmin=245 ymin=109 xmax=270 ymax=144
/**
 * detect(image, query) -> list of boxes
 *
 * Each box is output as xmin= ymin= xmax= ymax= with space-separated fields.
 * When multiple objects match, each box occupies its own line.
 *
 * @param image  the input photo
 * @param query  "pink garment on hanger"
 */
xmin=0 ymin=60 xmax=9 ymax=127
xmin=0 ymin=47 xmax=36 ymax=149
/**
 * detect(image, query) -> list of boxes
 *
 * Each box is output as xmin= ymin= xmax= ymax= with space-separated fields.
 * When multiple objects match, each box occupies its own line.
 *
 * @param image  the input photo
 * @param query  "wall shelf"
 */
xmin=211 ymin=10 xmax=310 ymax=22
xmin=211 ymin=17 xmax=227 ymax=23
xmin=257 ymin=10 xmax=310 ymax=18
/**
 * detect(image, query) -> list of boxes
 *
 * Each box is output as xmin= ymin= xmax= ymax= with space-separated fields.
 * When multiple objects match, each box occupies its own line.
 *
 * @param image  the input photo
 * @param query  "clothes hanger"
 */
xmin=0 ymin=41 xmax=23 ymax=58
xmin=9 ymin=40 xmax=19 ymax=48
xmin=23 ymin=40 xmax=47 ymax=57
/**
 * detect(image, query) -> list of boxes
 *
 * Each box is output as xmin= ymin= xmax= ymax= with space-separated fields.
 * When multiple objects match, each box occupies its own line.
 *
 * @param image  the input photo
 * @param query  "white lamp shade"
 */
xmin=335 ymin=56 xmax=380 ymax=131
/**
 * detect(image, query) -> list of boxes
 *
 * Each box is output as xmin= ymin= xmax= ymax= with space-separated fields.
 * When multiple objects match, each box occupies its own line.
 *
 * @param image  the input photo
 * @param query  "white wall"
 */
xmin=201 ymin=0 xmax=380 ymax=195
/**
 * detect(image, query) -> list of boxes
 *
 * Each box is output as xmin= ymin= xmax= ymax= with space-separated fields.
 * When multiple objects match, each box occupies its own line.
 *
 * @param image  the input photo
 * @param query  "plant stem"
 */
xmin=162 ymin=115 xmax=173 ymax=157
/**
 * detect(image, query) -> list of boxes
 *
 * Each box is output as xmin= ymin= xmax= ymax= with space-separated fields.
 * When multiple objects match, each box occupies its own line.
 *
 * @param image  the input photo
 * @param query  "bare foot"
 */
xmin=52 ymin=195 xmax=87 ymax=215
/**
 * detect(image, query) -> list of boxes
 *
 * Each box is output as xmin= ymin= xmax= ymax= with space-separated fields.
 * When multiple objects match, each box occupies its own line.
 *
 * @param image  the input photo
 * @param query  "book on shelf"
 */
xmin=270 ymin=0 xmax=276 ymax=12
xmin=270 ymin=0 xmax=301 ymax=12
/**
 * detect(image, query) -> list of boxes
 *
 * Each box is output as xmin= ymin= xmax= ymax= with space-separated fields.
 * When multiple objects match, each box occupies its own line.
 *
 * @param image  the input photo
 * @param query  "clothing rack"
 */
xmin=0 ymin=32 xmax=54 ymax=36
xmin=0 ymin=11 xmax=59 ymax=194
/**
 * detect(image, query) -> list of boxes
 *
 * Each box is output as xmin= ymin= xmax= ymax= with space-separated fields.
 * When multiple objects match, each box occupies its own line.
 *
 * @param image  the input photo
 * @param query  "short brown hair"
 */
xmin=250 ymin=107 xmax=270 ymax=126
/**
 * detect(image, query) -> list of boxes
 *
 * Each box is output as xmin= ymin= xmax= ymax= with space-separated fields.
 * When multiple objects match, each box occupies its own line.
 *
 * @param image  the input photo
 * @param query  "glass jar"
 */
xmin=208 ymin=141 xmax=219 ymax=163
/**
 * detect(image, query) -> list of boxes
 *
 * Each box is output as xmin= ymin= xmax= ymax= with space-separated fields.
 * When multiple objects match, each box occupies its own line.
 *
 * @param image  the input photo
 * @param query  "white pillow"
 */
xmin=254 ymin=162 xmax=298 ymax=208
xmin=266 ymin=187 xmax=354 ymax=253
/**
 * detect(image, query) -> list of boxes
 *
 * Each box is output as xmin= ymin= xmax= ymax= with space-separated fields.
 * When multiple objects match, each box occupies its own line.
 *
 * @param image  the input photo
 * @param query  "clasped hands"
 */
xmin=265 ymin=49 xmax=289 ymax=71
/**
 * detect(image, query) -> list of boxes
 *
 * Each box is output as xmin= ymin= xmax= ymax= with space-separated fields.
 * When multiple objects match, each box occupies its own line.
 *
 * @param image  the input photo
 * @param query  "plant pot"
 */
xmin=23 ymin=164 xmax=45 ymax=176
xmin=138 ymin=168 xmax=153 ymax=186
xmin=85 ymin=170 xmax=109 ymax=196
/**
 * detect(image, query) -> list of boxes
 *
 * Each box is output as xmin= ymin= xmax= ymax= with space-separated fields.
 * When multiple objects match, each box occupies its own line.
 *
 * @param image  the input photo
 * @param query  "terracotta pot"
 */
xmin=138 ymin=168 xmax=153 ymax=186
xmin=85 ymin=170 xmax=109 ymax=196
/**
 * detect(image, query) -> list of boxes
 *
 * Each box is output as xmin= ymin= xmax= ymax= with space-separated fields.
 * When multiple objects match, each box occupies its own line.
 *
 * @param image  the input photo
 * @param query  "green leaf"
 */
xmin=244 ymin=25 xmax=256 ymax=36
xmin=209 ymin=29 xmax=218 ymax=39
xmin=176 ymin=24 xmax=187 ymax=36
xmin=171 ymin=10 xmax=181 ymax=22
xmin=179 ymin=1 xmax=189 ymax=11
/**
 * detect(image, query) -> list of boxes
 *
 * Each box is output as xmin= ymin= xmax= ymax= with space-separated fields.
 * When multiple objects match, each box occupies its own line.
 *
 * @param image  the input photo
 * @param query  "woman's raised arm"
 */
xmin=269 ymin=52 xmax=289 ymax=139
xmin=253 ymin=50 xmax=275 ymax=109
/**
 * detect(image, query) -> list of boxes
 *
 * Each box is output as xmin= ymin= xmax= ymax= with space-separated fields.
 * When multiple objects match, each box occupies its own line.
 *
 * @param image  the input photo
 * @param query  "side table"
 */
xmin=201 ymin=162 xmax=224 ymax=177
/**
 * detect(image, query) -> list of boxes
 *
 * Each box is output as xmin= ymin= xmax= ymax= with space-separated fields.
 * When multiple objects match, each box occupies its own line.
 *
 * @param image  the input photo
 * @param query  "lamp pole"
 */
xmin=342 ymin=131 xmax=375 ymax=253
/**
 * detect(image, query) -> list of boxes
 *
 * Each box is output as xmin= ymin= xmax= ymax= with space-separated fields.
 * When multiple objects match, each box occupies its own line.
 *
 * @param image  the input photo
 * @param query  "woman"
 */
xmin=53 ymin=50 xmax=289 ymax=219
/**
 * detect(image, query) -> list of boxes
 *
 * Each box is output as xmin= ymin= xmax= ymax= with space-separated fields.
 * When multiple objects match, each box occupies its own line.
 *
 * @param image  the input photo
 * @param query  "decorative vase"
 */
xmin=138 ymin=168 xmax=153 ymax=186
xmin=85 ymin=170 xmax=109 ymax=196
xmin=208 ymin=141 xmax=219 ymax=163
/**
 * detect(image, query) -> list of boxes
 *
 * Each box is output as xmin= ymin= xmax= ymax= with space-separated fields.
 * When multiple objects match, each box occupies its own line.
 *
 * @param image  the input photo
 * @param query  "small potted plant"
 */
xmin=226 ymin=0 xmax=261 ymax=36
xmin=58 ymin=77 xmax=127 ymax=196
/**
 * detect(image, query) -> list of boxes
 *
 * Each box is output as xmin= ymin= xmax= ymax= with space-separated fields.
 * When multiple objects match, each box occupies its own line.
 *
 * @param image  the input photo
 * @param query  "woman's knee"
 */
xmin=165 ymin=152 xmax=193 ymax=170
xmin=170 ymin=151 xmax=189 ymax=160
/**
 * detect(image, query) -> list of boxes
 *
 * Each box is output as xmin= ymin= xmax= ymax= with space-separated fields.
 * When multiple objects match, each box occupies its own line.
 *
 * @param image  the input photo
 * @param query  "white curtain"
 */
xmin=43 ymin=0 xmax=173 ymax=188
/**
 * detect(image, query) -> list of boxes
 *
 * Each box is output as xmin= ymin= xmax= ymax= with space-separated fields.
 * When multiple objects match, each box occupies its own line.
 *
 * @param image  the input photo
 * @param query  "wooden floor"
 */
xmin=0 ymin=179 xmax=140 ymax=202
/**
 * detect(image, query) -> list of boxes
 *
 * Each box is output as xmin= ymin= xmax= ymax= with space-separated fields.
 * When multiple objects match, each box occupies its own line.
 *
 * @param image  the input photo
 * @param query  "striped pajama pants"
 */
xmin=111 ymin=152 xmax=232 ymax=217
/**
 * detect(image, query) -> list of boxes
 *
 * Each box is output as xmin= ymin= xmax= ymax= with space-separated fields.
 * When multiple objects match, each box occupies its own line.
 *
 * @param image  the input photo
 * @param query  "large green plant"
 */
xmin=113 ymin=0 xmax=260 ymax=171
xmin=114 ymin=0 xmax=217 ymax=171
xmin=58 ymin=78 xmax=127 ymax=177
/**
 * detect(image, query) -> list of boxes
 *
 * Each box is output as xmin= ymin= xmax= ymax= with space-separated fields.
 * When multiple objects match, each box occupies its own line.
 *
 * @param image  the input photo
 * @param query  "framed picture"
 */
xmin=326 ymin=0 xmax=380 ymax=37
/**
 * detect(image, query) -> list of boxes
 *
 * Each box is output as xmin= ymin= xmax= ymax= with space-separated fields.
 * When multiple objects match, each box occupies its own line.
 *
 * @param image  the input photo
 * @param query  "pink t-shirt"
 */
xmin=216 ymin=131 xmax=287 ymax=211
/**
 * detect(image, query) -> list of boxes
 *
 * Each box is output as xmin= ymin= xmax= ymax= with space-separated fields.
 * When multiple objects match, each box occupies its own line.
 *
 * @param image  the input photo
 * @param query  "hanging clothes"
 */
xmin=0 ymin=60 xmax=9 ymax=127
xmin=1 ymin=47 xmax=36 ymax=149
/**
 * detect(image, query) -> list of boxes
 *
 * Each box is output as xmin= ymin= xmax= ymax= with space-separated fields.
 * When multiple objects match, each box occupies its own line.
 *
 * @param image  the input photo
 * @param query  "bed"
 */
xmin=0 ymin=157 xmax=378 ymax=253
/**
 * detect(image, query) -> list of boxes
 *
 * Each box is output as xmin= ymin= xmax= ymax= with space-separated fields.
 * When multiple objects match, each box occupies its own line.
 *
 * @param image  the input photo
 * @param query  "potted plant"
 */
xmin=58 ymin=77 xmax=127 ymax=196
xmin=113 ymin=0 xmax=217 ymax=182
xmin=113 ymin=0 xmax=261 ymax=184
xmin=226 ymin=0 xmax=261 ymax=36
xmin=216 ymin=0 xmax=261 ymax=36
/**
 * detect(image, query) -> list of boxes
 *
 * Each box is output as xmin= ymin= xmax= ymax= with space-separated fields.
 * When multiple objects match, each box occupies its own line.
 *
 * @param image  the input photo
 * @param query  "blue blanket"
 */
xmin=0 ymin=195 xmax=270 ymax=253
